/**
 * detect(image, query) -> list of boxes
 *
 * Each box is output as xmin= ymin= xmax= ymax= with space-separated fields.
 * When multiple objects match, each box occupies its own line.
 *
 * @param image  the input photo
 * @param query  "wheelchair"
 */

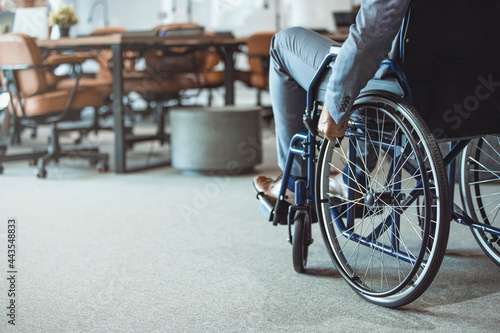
xmin=255 ymin=1 xmax=500 ymax=307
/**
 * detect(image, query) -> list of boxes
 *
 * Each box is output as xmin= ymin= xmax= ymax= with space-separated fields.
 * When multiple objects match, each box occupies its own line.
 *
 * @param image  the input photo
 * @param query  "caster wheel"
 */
xmin=0 ymin=165 xmax=4 ymax=174
xmin=28 ymin=159 xmax=37 ymax=167
xmin=96 ymin=162 xmax=109 ymax=173
xmin=36 ymin=169 xmax=47 ymax=178
xmin=292 ymin=210 xmax=312 ymax=274
xmin=89 ymin=159 xmax=98 ymax=167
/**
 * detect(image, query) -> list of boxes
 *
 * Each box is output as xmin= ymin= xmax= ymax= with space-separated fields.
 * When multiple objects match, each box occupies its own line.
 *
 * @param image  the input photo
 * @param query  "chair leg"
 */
xmin=0 ymin=144 xmax=5 ymax=174
xmin=256 ymin=88 xmax=262 ymax=106
xmin=208 ymin=89 xmax=213 ymax=106
xmin=0 ymin=130 xmax=48 ymax=174
xmin=9 ymin=117 xmax=22 ymax=145
xmin=30 ymin=126 xmax=37 ymax=139
xmin=35 ymin=122 xmax=109 ymax=178
xmin=36 ymin=123 xmax=60 ymax=177
xmin=155 ymin=103 xmax=169 ymax=144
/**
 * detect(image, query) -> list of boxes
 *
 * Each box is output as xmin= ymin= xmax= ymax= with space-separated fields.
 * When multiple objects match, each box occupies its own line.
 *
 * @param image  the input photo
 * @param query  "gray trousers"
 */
xmin=270 ymin=27 xmax=336 ymax=178
xmin=270 ymin=27 xmax=377 ymax=182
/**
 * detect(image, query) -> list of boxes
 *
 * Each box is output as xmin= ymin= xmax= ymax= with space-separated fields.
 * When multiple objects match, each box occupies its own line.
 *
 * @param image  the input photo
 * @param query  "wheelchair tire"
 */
xmin=316 ymin=90 xmax=450 ymax=307
xmin=460 ymin=136 xmax=500 ymax=266
xmin=292 ymin=210 xmax=311 ymax=274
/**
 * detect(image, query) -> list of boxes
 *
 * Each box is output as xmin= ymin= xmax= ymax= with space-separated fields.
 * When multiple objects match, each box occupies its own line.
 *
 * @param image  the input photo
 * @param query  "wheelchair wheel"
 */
xmin=460 ymin=136 xmax=500 ymax=266
xmin=316 ymin=91 xmax=450 ymax=307
xmin=292 ymin=210 xmax=311 ymax=273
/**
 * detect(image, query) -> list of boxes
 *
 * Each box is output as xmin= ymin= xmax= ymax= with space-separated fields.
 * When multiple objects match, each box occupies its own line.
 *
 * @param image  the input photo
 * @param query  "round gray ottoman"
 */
xmin=170 ymin=106 xmax=262 ymax=174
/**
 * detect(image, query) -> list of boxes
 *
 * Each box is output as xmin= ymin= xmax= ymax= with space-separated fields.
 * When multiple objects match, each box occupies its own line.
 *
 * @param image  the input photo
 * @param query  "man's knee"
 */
xmin=271 ymin=26 xmax=310 ymax=50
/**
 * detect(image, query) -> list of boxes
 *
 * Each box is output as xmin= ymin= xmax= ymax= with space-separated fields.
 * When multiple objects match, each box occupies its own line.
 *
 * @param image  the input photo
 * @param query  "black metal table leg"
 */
xmin=224 ymin=44 xmax=236 ymax=105
xmin=112 ymin=43 xmax=126 ymax=173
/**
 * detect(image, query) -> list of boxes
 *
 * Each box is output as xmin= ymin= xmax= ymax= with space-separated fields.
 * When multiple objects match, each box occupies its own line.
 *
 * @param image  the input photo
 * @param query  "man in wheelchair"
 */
xmin=252 ymin=0 xmax=500 ymax=308
xmin=253 ymin=0 xmax=411 ymax=203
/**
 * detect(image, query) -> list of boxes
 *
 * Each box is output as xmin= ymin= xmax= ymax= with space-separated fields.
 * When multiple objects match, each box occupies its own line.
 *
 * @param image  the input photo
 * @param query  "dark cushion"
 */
xmin=403 ymin=0 xmax=500 ymax=139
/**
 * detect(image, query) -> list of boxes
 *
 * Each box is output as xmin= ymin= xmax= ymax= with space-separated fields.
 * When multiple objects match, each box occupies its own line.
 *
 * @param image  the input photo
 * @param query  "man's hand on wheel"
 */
xmin=317 ymin=106 xmax=348 ymax=142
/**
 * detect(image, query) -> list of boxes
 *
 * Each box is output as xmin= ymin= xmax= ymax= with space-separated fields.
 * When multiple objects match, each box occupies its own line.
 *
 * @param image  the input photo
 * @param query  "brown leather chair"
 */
xmin=0 ymin=52 xmax=95 ymax=144
xmin=120 ymin=23 xmax=225 ymax=146
xmin=235 ymin=31 xmax=276 ymax=106
xmin=43 ymin=53 xmax=93 ymax=88
xmin=50 ymin=27 xmax=130 ymax=143
xmin=44 ymin=27 xmax=129 ymax=99
xmin=0 ymin=33 xmax=109 ymax=178
xmin=52 ymin=27 xmax=129 ymax=97
xmin=138 ymin=23 xmax=225 ymax=103
xmin=90 ymin=26 xmax=127 ymax=36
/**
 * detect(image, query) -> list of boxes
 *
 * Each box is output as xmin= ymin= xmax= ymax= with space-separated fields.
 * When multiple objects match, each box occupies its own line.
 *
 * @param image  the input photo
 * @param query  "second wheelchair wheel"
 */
xmin=316 ymin=91 xmax=450 ymax=307
xmin=460 ymin=136 xmax=500 ymax=266
xmin=292 ymin=210 xmax=311 ymax=273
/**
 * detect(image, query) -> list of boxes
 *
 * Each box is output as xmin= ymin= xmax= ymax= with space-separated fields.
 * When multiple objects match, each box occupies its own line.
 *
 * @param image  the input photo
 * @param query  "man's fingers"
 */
xmin=317 ymin=106 xmax=350 ymax=142
xmin=324 ymin=128 xmax=346 ymax=142
xmin=341 ymin=120 xmax=349 ymax=133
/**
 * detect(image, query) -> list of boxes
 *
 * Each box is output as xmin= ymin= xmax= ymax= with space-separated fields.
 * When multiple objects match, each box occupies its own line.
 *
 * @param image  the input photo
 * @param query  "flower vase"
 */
xmin=59 ymin=26 xmax=70 ymax=38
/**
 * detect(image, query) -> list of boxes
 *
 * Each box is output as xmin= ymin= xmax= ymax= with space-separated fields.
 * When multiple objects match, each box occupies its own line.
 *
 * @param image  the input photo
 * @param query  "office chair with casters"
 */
xmin=8 ymin=28 xmax=127 ymax=147
xmin=121 ymin=68 xmax=202 ymax=148
xmin=50 ymin=27 xmax=132 ymax=143
xmin=121 ymin=23 xmax=224 ymax=149
xmin=3 ymin=49 xmax=98 ymax=145
xmin=144 ymin=23 xmax=225 ymax=104
xmin=52 ymin=26 xmax=129 ymax=101
xmin=0 ymin=33 xmax=109 ymax=178
xmin=40 ymin=28 xmax=125 ymax=96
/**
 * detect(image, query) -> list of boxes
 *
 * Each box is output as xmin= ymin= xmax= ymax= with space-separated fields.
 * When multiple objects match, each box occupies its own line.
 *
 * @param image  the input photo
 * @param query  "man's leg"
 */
xmin=269 ymin=27 xmax=338 ymax=181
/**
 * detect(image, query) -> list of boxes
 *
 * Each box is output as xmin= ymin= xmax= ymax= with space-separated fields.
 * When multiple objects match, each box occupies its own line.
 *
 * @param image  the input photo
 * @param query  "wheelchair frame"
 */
xmin=257 ymin=43 xmax=500 ymax=307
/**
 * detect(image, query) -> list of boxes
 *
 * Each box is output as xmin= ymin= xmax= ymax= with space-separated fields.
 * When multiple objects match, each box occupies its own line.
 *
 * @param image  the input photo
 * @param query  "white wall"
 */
xmin=71 ymin=0 xmax=164 ymax=35
xmin=70 ymin=0 xmax=356 ymax=37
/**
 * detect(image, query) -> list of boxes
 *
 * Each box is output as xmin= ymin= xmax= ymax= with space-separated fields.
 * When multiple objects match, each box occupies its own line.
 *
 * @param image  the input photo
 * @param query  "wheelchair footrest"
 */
xmin=257 ymin=194 xmax=275 ymax=222
xmin=255 ymin=192 xmax=289 ymax=226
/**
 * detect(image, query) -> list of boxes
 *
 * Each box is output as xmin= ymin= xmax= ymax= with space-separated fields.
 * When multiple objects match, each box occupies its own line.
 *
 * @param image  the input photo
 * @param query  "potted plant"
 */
xmin=49 ymin=4 xmax=79 ymax=37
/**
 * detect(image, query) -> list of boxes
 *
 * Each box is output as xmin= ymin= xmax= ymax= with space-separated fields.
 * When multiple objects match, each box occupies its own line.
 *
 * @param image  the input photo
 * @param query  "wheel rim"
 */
xmin=461 ymin=136 xmax=500 ymax=263
xmin=316 ymin=94 xmax=449 ymax=305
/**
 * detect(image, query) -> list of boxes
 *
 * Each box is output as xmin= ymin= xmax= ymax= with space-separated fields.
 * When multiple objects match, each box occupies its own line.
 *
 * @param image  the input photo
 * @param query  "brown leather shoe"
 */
xmin=253 ymin=174 xmax=295 ymax=204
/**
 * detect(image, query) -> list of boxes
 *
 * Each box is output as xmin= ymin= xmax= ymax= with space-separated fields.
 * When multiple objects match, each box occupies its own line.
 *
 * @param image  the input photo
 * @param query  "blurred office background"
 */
xmin=1 ymin=0 xmax=360 ymax=37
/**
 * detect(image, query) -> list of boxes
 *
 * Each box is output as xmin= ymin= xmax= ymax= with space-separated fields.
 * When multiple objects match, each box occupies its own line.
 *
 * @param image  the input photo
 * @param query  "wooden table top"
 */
xmin=37 ymin=30 xmax=348 ymax=49
xmin=37 ymin=33 xmax=246 ymax=50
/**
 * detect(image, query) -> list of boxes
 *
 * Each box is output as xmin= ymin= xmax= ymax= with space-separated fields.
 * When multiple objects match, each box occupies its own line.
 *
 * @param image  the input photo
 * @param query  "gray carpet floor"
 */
xmin=1 ymin=115 xmax=499 ymax=333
